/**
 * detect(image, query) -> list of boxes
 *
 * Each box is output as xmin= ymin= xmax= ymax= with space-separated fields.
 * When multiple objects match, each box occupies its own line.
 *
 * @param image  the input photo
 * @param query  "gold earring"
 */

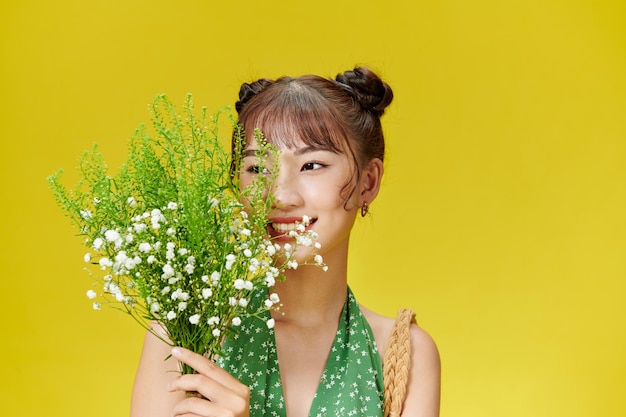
xmin=361 ymin=201 xmax=369 ymax=217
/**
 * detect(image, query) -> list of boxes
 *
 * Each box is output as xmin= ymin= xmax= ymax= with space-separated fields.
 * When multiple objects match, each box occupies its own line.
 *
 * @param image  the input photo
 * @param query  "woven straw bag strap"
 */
xmin=382 ymin=308 xmax=416 ymax=417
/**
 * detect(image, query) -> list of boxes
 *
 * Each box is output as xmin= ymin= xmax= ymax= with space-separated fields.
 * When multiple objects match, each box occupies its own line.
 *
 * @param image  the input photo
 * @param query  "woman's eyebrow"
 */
xmin=244 ymin=146 xmax=337 ymax=157
xmin=243 ymin=149 xmax=265 ymax=157
xmin=294 ymin=145 xmax=337 ymax=155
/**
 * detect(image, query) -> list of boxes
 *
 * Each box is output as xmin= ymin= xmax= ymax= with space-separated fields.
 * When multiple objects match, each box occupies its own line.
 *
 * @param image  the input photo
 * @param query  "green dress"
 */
xmin=218 ymin=288 xmax=384 ymax=417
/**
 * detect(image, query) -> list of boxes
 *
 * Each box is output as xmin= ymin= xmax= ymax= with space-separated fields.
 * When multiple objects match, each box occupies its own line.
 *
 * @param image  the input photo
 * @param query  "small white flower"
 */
xmin=150 ymin=302 xmax=160 ymax=313
xmin=240 ymin=229 xmax=251 ymax=236
xmin=211 ymin=271 xmax=220 ymax=282
xmin=171 ymin=288 xmax=189 ymax=301
xmin=92 ymin=238 xmax=104 ymax=250
xmin=225 ymin=254 xmax=236 ymax=270
xmin=208 ymin=197 xmax=219 ymax=208
xmin=207 ymin=316 xmax=220 ymax=326
xmin=234 ymin=279 xmax=245 ymax=290
xmin=115 ymin=251 xmax=128 ymax=263
xmin=265 ymin=275 xmax=276 ymax=287
xmin=104 ymin=229 xmax=120 ymax=242
xmin=161 ymin=263 xmax=175 ymax=278
xmin=202 ymin=288 xmax=213 ymax=299
xmin=212 ymin=328 xmax=221 ymax=337
xmin=322 ymin=265 xmax=329 ymax=272
xmin=229 ymin=297 xmax=237 ymax=306
xmin=266 ymin=244 xmax=276 ymax=256
xmin=184 ymin=263 xmax=194 ymax=274
xmin=178 ymin=248 xmax=188 ymax=256
xmin=127 ymin=197 xmax=136 ymax=207
xmin=166 ymin=227 xmax=176 ymax=236
xmin=302 ymin=215 xmax=311 ymax=225
xmin=133 ymin=223 xmax=147 ymax=233
xmin=92 ymin=302 xmax=101 ymax=310
xmin=80 ymin=209 xmax=92 ymax=220
xmin=243 ymin=249 xmax=252 ymax=257
xmin=244 ymin=280 xmax=253 ymax=291
xmin=201 ymin=275 xmax=209 ymax=283
xmin=147 ymin=255 xmax=156 ymax=264
xmin=287 ymin=260 xmax=298 ymax=270
xmin=238 ymin=298 xmax=248 ymax=308
xmin=84 ymin=253 xmax=91 ymax=263
xmin=93 ymin=198 xmax=100 ymax=204
xmin=167 ymin=202 xmax=178 ymax=210
xmin=138 ymin=242 xmax=152 ymax=253
xmin=314 ymin=254 xmax=323 ymax=265
xmin=161 ymin=286 xmax=171 ymax=295
xmin=264 ymin=299 xmax=274 ymax=308
xmin=314 ymin=242 xmax=322 ymax=249
xmin=283 ymin=243 xmax=292 ymax=253
xmin=178 ymin=301 xmax=187 ymax=311
xmin=296 ymin=235 xmax=313 ymax=246
xmin=86 ymin=290 xmax=97 ymax=299
xmin=232 ymin=317 xmax=242 ymax=326
xmin=166 ymin=311 xmax=176 ymax=320
xmin=189 ymin=314 xmax=200 ymax=324
xmin=99 ymin=257 xmax=112 ymax=269
xmin=296 ymin=223 xmax=306 ymax=233
xmin=266 ymin=318 xmax=275 ymax=329
xmin=269 ymin=293 xmax=280 ymax=303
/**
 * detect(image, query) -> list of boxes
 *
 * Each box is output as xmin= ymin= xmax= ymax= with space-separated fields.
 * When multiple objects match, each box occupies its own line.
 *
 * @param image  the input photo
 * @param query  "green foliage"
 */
xmin=46 ymin=94 xmax=318 ymax=368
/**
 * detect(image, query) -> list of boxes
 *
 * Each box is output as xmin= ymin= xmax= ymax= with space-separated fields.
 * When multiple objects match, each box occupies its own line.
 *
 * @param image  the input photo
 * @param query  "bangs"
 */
xmin=239 ymin=79 xmax=351 ymax=155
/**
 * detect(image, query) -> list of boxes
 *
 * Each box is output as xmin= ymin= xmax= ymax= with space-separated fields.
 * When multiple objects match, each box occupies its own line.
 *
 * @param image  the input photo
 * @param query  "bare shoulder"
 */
xmin=360 ymin=304 xmax=441 ymax=417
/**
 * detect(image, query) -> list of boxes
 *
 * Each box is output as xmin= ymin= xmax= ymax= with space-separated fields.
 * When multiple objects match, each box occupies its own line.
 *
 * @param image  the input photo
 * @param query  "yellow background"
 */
xmin=1 ymin=0 xmax=625 ymax=415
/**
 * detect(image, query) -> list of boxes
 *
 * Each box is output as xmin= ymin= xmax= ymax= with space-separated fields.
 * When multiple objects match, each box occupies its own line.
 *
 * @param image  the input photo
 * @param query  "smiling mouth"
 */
xmin=268 ymin=218 xmax=316 ymax=236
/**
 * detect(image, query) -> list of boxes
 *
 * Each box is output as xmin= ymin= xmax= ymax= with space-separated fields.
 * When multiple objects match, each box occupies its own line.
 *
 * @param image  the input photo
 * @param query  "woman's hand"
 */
xmin=167 ymin=347 xmax=251 ymax=417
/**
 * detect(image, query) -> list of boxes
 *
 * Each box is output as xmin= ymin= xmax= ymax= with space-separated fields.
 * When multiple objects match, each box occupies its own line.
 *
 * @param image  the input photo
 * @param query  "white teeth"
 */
xmin=271 ymin=223 xmax=298 ymax=233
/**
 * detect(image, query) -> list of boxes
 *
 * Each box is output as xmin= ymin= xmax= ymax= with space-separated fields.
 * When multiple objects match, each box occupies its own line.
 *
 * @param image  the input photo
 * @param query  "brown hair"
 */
xmin=234 ymin=66 xmax=393 ymax=202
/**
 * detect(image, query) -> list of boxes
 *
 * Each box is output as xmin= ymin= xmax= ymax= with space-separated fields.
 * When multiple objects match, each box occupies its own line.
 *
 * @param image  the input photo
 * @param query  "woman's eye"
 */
xmin=301 ymin=162 xmax=325 ymax=171
xmin=246 ymin=165 xmax=270 ymax=175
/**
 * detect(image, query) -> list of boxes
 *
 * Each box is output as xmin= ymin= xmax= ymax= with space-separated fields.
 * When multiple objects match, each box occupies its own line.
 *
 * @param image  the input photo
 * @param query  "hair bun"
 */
xmin=236 ymin=78 xmax=275 ymax=113
xmin=334 ymin=67 xmax=393 ymax=117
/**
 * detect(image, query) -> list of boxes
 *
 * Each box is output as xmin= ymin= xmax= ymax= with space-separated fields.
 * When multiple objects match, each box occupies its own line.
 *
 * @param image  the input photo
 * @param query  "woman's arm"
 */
xmin=400 ymin=325 xmax=441 ymax=417
xmin=130 ymin=324 xmax=184 ymax=417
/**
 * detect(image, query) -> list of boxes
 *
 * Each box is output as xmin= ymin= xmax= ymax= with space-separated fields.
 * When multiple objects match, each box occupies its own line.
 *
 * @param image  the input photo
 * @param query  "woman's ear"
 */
xmin=359 ymin=158 xmax=384 ymax=205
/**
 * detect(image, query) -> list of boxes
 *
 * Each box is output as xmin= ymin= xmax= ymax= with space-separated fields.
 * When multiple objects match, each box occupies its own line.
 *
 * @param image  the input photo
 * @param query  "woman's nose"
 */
xmin=271 ymin=172 xmax=303 ymax=209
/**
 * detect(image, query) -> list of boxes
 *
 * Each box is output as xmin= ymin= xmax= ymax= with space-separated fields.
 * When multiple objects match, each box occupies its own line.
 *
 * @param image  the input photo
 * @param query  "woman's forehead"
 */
xmin=242 ymin=118 xmax=347 ymax=155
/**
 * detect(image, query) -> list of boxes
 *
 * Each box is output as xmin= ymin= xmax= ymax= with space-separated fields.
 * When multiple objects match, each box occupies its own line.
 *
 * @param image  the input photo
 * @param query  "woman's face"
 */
xmin=239 ymin=136 xmax=360 ymax=265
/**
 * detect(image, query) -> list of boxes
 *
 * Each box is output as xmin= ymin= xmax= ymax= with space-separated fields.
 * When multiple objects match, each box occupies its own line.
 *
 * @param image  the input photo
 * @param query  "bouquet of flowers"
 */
xmin=47 ymin=94 xmax=322 ymax=373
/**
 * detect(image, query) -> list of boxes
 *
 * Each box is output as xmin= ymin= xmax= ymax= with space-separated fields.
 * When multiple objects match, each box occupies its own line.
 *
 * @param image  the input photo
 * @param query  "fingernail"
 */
xmin=171 ymin=347 xmax=181 ymax=357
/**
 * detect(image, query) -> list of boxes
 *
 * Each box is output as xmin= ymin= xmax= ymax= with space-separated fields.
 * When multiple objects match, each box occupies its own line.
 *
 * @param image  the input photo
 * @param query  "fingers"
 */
xmin=169 ymin=378 xmax=249 ymax=417
xmin=168 ymin=347 xmax=250 ymax=417
xmin=171 ymin=395 xmax=235 ymax=417
xmin=170 ymin=348 xmax=248 ymax=395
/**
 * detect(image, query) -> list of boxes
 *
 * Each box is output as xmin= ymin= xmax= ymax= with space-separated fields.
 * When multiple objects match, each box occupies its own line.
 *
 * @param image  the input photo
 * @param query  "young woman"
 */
xmin=131 ymin=67 xmax=440 ymax=417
